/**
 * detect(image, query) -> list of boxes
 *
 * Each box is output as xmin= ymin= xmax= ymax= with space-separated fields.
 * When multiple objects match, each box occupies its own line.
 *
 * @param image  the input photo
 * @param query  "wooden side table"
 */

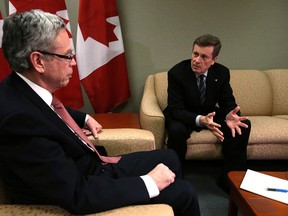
xmin=228 ymin=171 xmax=287 ymax=216
xmin=90 ymin=113 xmax=140 ymax=129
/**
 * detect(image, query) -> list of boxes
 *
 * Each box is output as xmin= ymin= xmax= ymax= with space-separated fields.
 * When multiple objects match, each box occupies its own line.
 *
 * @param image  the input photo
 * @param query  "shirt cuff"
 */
xmin=140 ymin=175 xmax=160 ymax=198
xmin=85 ymin=114 xmax=89 ymax=124
xmin=196 ymin=115 xmax=202 ymax=127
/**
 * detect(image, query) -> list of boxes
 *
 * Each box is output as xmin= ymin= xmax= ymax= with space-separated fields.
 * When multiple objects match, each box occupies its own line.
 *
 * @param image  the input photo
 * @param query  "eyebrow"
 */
xmin=65 ymin=49 xmax=74 ymax=54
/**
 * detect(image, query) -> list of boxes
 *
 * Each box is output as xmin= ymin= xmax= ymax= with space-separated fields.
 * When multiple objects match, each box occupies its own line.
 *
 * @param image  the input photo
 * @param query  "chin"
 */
xmin=62 ymin=81 xmax=70 ymax=87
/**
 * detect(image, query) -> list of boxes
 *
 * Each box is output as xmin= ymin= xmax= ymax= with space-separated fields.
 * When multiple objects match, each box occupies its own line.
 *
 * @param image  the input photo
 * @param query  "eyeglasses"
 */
xmin=37 ymin=50 xmax=75 ymax=62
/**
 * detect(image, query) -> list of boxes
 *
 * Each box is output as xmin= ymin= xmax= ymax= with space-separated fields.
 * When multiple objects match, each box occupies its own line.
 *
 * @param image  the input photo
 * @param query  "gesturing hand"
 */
xmin=147 ymin=163 xmax=176 ymax=191
xmin=226 ymin=106 xmax=249 ymax=137
xmin=200 ymin=112 xmax=224 ymax=141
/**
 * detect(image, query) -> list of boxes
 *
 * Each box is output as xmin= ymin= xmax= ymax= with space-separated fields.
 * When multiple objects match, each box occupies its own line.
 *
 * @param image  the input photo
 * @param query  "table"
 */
xmin=228 ymin=171 xmax=288 ymax=216
xmin=90 ymin=113 xmax=140 ymax=129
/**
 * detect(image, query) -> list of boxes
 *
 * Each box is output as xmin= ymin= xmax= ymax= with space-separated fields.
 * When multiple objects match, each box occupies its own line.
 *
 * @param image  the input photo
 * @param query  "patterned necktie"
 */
xmin=52 ymin=96 xmax=121 ymax=164
xmin=198 ymin=75 xmax=206 ymax=105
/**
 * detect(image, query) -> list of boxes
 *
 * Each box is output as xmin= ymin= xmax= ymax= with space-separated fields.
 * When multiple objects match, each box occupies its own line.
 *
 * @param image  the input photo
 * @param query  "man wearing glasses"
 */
xmin=0 ymin=10 xmax=200 ymax=216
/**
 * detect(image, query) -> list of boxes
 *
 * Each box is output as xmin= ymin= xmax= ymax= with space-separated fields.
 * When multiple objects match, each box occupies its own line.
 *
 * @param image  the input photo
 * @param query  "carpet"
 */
xmin=183 ymin=160 xmax=287 ymax=216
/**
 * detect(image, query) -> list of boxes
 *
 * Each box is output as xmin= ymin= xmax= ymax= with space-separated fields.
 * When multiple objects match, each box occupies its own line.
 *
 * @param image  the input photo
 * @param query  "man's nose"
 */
xmin=71 ymin=58 xmax=77 ymax=66
xmin=193 ymin=56 xmax=200 ymax=62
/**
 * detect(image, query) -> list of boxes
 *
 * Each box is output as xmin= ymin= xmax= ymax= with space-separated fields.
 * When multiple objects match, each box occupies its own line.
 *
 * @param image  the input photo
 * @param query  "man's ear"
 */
xmin=30 ymin=52 xmax=45 ymax=73
xmin=211 ymin=56 xmax=218 ymax=65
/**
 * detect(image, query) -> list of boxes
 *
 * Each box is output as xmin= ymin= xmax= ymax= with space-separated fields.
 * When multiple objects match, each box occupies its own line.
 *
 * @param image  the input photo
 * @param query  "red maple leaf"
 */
xmin=78 ymin=0 xmax=118 ymax=47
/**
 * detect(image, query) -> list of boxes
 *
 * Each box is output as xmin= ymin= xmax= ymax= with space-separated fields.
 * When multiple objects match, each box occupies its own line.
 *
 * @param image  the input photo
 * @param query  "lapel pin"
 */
xmin=215 ymin=79 xmax=218 ymax=82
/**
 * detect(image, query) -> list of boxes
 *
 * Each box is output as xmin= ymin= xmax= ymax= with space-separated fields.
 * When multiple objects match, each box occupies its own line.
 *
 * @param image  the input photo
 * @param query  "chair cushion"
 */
xmin=248 ymin=116 xmax=288 ymax=144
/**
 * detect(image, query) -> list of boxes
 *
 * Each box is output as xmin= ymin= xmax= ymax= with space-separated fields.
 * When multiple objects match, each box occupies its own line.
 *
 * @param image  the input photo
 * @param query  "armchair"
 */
xmin=140 ymin=70 xmax=288 ymax=160
xmin=0 ymin=128 xmax=174 ymax=215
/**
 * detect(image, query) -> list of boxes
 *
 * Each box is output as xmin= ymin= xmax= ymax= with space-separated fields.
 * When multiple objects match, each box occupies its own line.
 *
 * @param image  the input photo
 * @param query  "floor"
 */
xmin=182 ymin=159 xmax=287 ymax=216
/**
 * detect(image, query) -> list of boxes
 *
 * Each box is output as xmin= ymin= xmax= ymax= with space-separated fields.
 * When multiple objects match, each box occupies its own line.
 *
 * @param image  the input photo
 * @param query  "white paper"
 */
xmin=240 ymin=169 xmax=288 ymax=205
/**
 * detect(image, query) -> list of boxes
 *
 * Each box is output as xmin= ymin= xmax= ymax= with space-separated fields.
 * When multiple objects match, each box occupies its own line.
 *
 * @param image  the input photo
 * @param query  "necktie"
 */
xmin=52 ymin=96 xmax=121 ymax=164
xmin=198 ymin=75 xmax=206 ymax=105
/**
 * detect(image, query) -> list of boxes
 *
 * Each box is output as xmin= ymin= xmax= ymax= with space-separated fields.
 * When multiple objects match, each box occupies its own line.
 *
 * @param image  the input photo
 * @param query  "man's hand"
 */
xmin=226 ymin=106 xmax=249 ymax=137
xmin=147 ymin=163 xmax=176 ymax=191
xmin=83 ymin=115 xmax=102 ymax=138
xmin=200 ymin=112 xmax=224 ymax=141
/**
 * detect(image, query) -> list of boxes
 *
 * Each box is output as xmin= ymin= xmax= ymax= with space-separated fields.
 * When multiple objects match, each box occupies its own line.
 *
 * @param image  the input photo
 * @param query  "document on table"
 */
xmin=240 ymin=169 xmax=288 ymax=205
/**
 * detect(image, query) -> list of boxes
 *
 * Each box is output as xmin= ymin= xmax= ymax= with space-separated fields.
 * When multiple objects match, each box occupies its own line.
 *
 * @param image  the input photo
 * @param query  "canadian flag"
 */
xmin=77 ymin=0 xmax=130 ymax=113
xmin=0 ymin=10 xmax=11 ymax=82
xmin=9 ymin=0 xmax=84 ymax=109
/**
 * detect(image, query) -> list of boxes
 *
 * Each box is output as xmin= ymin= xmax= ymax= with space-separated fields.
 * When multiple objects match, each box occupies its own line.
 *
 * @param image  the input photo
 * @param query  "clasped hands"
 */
xmin=147 ymin=163 xmax=176 ymax=191
xmin=199 ymin=106 xmax=249 ymax=142
xmin=83 ymin=116 xmax=176 ymax=191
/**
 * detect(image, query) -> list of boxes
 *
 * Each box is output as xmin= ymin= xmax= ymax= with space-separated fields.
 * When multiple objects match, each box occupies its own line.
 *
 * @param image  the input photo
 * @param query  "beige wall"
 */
xmin=1 ymin=0 xmax=288 ymax=114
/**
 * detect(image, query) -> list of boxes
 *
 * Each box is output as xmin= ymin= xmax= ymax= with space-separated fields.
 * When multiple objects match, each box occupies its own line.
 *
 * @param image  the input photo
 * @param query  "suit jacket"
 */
xmin=0 ymin=72 xmax=148 ymax=214
xmin=163 ymin=59 xmax=238 ymax=130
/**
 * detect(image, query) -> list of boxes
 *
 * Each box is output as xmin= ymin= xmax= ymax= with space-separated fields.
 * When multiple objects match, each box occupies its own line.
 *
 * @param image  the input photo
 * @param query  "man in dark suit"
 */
xmin=164 ymin=34 xmax=251 ymax=192
xmin=0 ymin=10 xmax=200 ymax=216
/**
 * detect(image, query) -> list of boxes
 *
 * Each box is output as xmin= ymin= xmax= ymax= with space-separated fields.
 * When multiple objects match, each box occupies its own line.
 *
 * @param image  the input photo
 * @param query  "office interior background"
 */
xmin=1 ymin=0 xmax=288 ymax=114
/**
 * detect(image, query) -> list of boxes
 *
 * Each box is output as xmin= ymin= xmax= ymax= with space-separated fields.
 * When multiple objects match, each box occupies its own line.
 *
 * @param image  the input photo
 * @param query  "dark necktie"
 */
xmin=198 ymin=75 xmax=206 ymax=104
xmin=52 ymin=96 xmax=121 ymax=164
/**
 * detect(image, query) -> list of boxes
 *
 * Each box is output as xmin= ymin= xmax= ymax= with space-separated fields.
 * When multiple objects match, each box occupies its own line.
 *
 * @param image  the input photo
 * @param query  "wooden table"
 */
xmin=90 ymin=113 xmax=140 ymax=129
xmin=228 ymin=171 xmax=288 ymax=216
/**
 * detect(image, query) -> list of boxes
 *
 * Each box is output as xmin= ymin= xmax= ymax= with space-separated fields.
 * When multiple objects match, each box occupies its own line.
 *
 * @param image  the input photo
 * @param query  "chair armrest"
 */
xmin=140 ymin=75 xmax=165 ymax=149
xmin=0 ymin=204 xmax=174 ymax=216
xmin=0 ymin=205 xmax=69 ymax=215
xmin=89 ymin=128 xmax=155 ymax=156
xmin=95 ymin=204 xmax=174 ymax=216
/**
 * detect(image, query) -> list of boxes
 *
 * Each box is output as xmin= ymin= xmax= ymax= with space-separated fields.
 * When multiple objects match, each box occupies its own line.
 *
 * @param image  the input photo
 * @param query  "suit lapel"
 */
xmin=9 ymin=72 xmax=85 ymax=147
xmin=205 ymin=67 xmax=219 ymax=104
xmin=191 ymin=72 xmax=200 ymax=98
xmin=10 ymin=72 xmax=50 ymax=112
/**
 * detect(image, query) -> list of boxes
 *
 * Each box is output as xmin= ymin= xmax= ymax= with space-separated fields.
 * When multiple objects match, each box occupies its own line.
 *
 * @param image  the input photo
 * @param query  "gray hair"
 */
xmin=2 ymin=9 xmax=65 ymax=72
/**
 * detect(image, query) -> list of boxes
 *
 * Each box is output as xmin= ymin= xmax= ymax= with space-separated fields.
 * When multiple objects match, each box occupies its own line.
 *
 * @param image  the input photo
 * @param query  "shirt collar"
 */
xmin=195 ymin=70 xmax=208 ymax=78
xmin=16 ymin=72 xmax=53 ymax=107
